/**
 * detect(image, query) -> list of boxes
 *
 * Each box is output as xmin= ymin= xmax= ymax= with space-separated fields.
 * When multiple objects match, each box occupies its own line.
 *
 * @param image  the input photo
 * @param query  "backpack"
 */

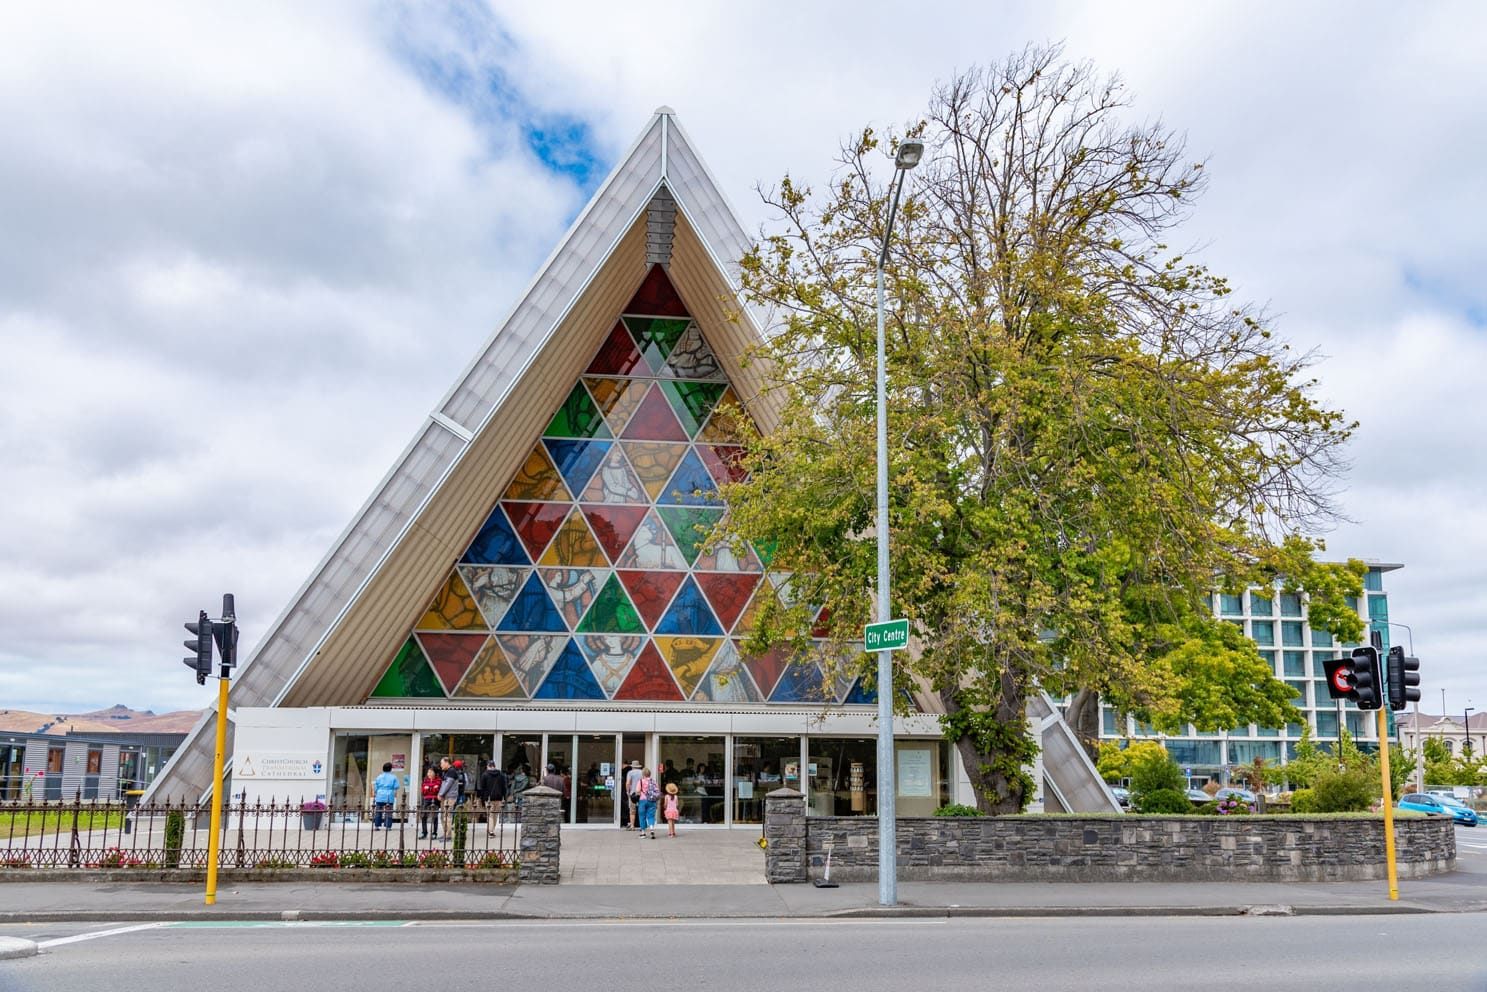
xmin=490 ymin=768 xmax=508 ymax=800
xmin=643 ymin=778 xmax=659 ymax=801
xmin=459 ymin=769 xmax=473 ymax=798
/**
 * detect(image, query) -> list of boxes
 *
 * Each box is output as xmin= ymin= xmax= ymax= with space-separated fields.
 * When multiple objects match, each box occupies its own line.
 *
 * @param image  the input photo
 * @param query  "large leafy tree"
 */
xmin=725 ymin=46 xmax=1362 ymax=813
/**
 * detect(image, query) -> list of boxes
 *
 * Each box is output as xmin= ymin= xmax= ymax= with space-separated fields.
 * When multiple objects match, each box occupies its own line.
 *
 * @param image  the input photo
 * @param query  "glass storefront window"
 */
xmin=807 ymin=738 xmax=877 ymax=817
xmin=658 ymin=736 xmax=725 ymax=824
xmin=333 ymin=733 xmax=415 ymax=808
xmin=894 ymin=741 xmax=950 ymax=816
xmin=733 ymin=736 xmax=802 ymax=824
xmin=419 ymin=733 xmax=492 ymax=798
xmin=502 ymin=736 xmax=541 ymax=788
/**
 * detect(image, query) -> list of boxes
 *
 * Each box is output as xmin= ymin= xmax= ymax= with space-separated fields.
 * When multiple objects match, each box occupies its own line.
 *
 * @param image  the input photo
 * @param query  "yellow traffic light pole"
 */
xmin=205 ymin=673 xmax=229 ymax=905
xmin=1377 ymin=707 xmax=1398 ymax=901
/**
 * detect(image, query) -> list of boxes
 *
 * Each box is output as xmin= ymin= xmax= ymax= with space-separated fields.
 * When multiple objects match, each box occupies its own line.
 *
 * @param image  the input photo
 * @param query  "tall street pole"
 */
xmin=876 ymin=140 xmax=921 ymax=908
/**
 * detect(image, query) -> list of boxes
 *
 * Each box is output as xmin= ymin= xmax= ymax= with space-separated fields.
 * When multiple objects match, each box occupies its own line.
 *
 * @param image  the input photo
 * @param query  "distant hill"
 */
xmin=0 ymin=704 xmax=202 ymax=737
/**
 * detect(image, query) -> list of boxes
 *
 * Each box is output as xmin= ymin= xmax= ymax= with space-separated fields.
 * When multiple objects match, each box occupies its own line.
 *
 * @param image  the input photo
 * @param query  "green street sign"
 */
xmin=864 ymin=618 xmax=910 ymax=652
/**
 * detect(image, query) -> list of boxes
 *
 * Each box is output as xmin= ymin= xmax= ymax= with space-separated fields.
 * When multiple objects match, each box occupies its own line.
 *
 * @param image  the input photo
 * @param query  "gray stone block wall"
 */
xmin=763 ymin=789 xmax=805 ymax=884
xmin=517 ymin=786 xmax=561 ymax=885
xmin=764 ymin=809 xmax=1455 ymax=883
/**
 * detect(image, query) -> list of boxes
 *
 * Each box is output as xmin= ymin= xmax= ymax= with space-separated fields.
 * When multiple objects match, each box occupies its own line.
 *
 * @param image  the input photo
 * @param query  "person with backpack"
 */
xmin=478 ymin=760 xmax=508 ymax=822
xmin=636 ymin=767 xmax=660 ymax=838
xmin=623 ymin=759 xmax=643 ymax=831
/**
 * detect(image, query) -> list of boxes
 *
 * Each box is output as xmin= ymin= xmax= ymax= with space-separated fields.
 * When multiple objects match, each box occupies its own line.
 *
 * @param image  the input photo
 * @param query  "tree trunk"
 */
xmin=1065 ymin=688 xmax=1101 ymax=765
xmin=944 ymin=672 xmax=1031 ymax=815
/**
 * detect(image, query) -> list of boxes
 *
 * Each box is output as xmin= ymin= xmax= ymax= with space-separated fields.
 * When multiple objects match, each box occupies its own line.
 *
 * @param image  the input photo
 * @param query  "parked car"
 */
xmin=1185 ymin=789 xmax=1213 ymax=805
xmin=1211 ymin=787 xmax=1257 ymax=805
xmin=1398 ymin=792 xmax=1478 ymax=826
xmin=1110 ymin=787 xmax=1131 ymax=809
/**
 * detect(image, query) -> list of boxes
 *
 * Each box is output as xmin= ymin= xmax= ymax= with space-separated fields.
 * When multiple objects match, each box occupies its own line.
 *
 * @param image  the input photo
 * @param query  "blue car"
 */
xmin=1397 ymin=792 xmax=1479 ymax=826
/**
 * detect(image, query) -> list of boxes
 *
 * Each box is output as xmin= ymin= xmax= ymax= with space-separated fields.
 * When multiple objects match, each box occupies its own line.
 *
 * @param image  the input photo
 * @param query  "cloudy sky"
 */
xmin=1 ymin=2 xmax=1482 ymax=718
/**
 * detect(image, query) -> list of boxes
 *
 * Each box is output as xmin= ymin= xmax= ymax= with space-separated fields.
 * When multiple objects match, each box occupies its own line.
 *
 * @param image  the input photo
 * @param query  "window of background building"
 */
xmin=1249 ymin=593 xmax=1273 ymax=616
xmin=1368 ymin=595 xmax=1389 ymax=623
xmin=1102 ymin=709 xmax=1120 ymax=736
xmin=0 ymin=742 xmax=22 ymax=800
xmin=1258 ymin=649 xmax=1276 ymax=673
xmin=1220 ymin=594 xmax=1244 ymax=616
xmin=1280 ymin=593 xmax=1303 ymax=617
xmin=1228 ymin=724 xmax=1252 ymax=738
xmin=1281 ymin=621 xmax=1305 ymax=647
xmin=1346 ymin=713 xmax=1367 ymax=738
xmin=1285 ymin=680 xmax=1308 ymax=706
xmin=1316 ymin=711 xmax=1339 ymax=737
xmin=1283 ymin=651 xmax=1307 ymax=677
xmin=1311 ymin=628 xmax=1333 ymax=648
xmin=1251 ymin=622 xmax=1274 ymax=647
xmin=45 ymin=747 xmax=64 ymax=800
xmin=894 ymin=741 xmax=951 ymax=816
xmin=1229 ymin=741 xmax=1282 ymax=763
xmin=1364 ymin=569 xmax=1383 ymax=592
xmin=1165 ymin=740 xmax=1220 ymax=767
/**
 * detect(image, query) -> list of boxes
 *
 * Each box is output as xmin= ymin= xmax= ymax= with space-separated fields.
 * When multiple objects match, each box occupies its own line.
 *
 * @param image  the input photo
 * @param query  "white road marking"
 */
xmin=38 ymin=923 xmax=167 ymax=948
xmin=403 ymin=918 xmax=947 ymax=930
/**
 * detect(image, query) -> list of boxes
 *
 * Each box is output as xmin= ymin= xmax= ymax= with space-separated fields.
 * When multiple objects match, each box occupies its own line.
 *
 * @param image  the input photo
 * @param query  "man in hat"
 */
xmin=623 ymin=759 xmax=643 ymax=831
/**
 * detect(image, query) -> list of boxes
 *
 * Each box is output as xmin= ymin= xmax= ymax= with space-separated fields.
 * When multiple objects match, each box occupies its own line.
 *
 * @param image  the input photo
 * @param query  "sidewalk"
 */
xmin=1 ymin=872 xmax=1484 ymax=923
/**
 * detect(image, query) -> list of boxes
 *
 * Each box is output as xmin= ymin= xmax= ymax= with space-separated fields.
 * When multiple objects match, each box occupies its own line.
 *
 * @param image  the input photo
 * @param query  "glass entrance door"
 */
xmin=574 ymin=735 xmax=618 ymax=824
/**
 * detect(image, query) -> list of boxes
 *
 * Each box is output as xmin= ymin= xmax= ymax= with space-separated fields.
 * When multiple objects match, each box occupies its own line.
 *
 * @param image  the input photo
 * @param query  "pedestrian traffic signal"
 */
xmin=1386 ymin=645 xmax=1421 ymax=711
xmin=1350 ymin=645 xmax=1381 ymax=710
xmin=183 ymin=610 xmax=213 ymax=685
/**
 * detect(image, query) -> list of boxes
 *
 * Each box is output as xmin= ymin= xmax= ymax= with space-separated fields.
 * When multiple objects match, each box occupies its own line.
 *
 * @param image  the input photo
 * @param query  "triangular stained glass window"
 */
xmin=370 ymin=637 xmax=445 ymax=698
xmin=662 ymin=324 xmax=725 ymax=380
xmin=613 ymin=642 xmax=684 ymax=701
xmin=461 ymin=505 xmax=529 ymax=566
xmin=624 ymin=264 xmax=689 ymax=317
xmin=696 ymin=572 xmax=761 ymax=632
xmin=577 ymin=634 xmax=647 ymax=698
xmin=416 ymin=571 xmax=488 ymax=631
xmin=495 ymin=634 xmax=568 ymax=696
xmin=586 ymin=321 xmax=652 ymax=377
xmin=654 ymin=576 xmax=724 ymax=636
xmin=732 ymin=582 xmax=778 ymax=638
xmin=576 ymin=573 xmax=645 ymax=634
xmin=533 ymin=639 xmax=607 ymax=700
xmin=657 ymin=448 xmax=720 ymax=506
xmin=696 ymin=444 xmax=747 ymax=487
xmin=698 ymin=387 xmax=757 ymax=445
xmin=619 ymin=441 xmax=688 ymax=501
xmin=452 ymin=638 xmax=525 ymax=699
xmin=537 ymin=508 xmax=607 ymax=568
xmin=537 ymin=567 xmax=607 ymax=630
xmin=842 ymin=678 xmax=878 ymax=705
xmin=545 ymin=383 xmax=613 ymax=439
xmin=580 ymin=444 xmax=648 ymax=504
xmin=654 ymin=636 xmax=721 ymax=698
xmin=616 ymin=569 xmax=686 ymax=630
xmin=656 ymin=506 xmax=724 ymax=566
xmin=543 ymin=438 xmax=611 ymax=496
xmin=619 ymin=385 xmax=688 ymax=442
xmin=415 ymin=632 xmax=488 ymax=694
xmin=581 ymin=504 xmax=649 ymax=562
xmin=741 ymin=642 xmax=791 ymax=698
xmin=615 ymin=509 xmax=690 ymax=570
xmin=658 ymin=380 xmax=727 ymax=438
xmin=693 ymin=532 xmax=763 ymax=573
xmin=459 ymin=565 xmax=527 ymax=627
xmin=622 ymin=316 xmax=691 ymax=370
xmin=504 ymin=501 xmax=571 ymax=561
xmin=692 ymin=641 xmax=763 ymax=703
xmin=770 ymin=660 xmax=830 ymax=703
xmin=496 ymin=572 xmax=568 ymax=632
xmin=585 ymin=377 xmax=651 ymax=436
xmin=502 ymin=444 xmax=571 ymax=502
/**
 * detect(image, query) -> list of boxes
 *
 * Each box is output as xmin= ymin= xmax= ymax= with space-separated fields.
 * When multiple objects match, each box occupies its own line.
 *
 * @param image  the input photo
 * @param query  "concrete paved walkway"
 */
xmin=558 ymin=825 xmax=765 ymax=885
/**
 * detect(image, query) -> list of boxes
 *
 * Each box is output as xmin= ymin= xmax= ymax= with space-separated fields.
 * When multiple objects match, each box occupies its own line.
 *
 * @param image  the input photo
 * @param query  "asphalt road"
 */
xmin=3 ymin=915 xmax=1485 ymax=992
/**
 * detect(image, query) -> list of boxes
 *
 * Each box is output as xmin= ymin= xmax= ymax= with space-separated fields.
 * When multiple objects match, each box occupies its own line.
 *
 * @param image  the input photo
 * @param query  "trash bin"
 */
xmin=124 ymin=789 xmax=145 ymax=810
xmin=301 ymin=801 xmax=326 ymax=831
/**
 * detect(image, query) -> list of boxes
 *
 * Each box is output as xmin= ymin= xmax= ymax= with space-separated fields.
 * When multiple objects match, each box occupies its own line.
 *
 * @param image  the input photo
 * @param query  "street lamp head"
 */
xmin=894 ymin=140 xmax=924 ymax=170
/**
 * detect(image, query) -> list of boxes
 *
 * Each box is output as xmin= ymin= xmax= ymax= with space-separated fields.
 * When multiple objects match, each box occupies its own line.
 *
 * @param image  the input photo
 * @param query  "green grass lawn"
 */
xmin=0 ymin=810 xmax=126 ymax=838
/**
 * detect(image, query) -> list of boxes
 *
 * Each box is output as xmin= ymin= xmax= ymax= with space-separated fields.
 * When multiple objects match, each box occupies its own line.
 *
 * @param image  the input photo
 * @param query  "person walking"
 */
xmin=663 ymin=781 xmax=680 ymax=837
xmin=371 ymin=762 xmax=399 ymax=830
xmin=636 ymin=767 xmax=659 ymax=839
xmin=479 ymin=760 xmax=508 ymax=823
xmin=623 ymin=759 xmax=643 ymax=831
xmin=437 ymin=757 xmax=459 ymax=841
xmin=418 ymin=766 xmax=440 ymax=839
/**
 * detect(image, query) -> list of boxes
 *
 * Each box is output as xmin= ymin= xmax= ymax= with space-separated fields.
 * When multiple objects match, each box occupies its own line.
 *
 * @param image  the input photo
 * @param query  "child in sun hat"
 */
xmin=663 ymin=781 xmax=680 ymax=837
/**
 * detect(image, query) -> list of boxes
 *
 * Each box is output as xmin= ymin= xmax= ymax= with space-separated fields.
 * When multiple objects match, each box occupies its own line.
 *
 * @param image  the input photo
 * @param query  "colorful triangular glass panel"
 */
xmin=698 ymin=387 xmax=758 ymax=444
xmin=658 ymin=380 xmax=727 ymax=438
xmin=657 ymin=447 xmax=720 ymax=505
xmin=537 ymin=566 xmax=607 ymax=630
xmin=619 ymin=441 xmax=688 ymax=500
xmin=662 ymin=323 xmax=725 ymax=380
xmin=496 ymin=571 xmax=567 ymax=632
xmin=502 ymin=444 xmax=571 ymax=502
xmin=618 ymin=385 xmax=688 ymax=442
xmin=654 ymin=636 xmax=721 ymax=697
xmin=496 ymin=634 xmax=568 ymax=695
xmin=692 ymin=641 xmax=763 ymax=703
xmin=656 ymin=506 xmax=724 ymax=566
xmin=581 ymin=504 xmax=649 ymax=562
xmin=416 ymin=571 xmax=488 ymax=631
xmin=452 ymin=638 xmax=525 ymax=699
xmin=654 ymin=576 xmax=724 ymax=636
xmin=586 ymin=321 xmax=652 ymax=376
xmin=842 ymin=678 xmax=878 ymax=705
xmin=544 ymin=382 xmax=613 ymax=439
xmin=576 ymin=634 xmax=646 ymax=698
xmin=622 ymin=316 xmax=692 ymax=370
xmin=770 ymin=660 xmax=830 ymax=703
xmin=613 ymin=641 xmax=684 ymax=701
xmin=740 ymin=642 xmax=791 ymax=697
xmin=415 ymin=632 xmax=488 ymax=694
xmin=752 ymin=539 xmax=779 ymax=569
xmin=575 ymin=573 xmax=645 ymax=634
xmin=579 ymin=444 xmax=648 ymax=504
xmin=624 ymin=264 xmax=690 ymax=317
xmin=537 ymin=508 xmax=607 ymax=567
xmin=696 ymin=444 xmax=747 ymax=487
xmin=458 ymin=564 xmax=527 ymax=628
xmin=370 ymin=637 xmax=445 ymax=698
xmin=696 ymin=573 xmax=762 ymax=632
xmin=584 ymin=377 xmax=650 ymax=436
xmin=693 ymin=533 xmax=763 ymax=573
xmin=533 ymin=639 xmax=606 ymax=700
xmin=616 ymin=569 xmax=686 ymax=630
xmin=461 ymin=505 xmax=529 ymax=565
xmin=543 ymin=438 xmax=611 ymax=496
xmin=503 ymin=501 xmax=570 ymax=561
xmin=732 ymin=582 xmax=778 ymax=637
xmin=615 ymin=509 xmax=690 ymax=570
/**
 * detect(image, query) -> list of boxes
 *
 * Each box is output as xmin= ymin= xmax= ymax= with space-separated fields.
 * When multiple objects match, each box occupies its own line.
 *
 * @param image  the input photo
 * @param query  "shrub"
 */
xmin=254 ymin=857 xmax=294 ymax=869
xmin=339 ymin=852 xmax=372 ymax=868
xmin=452 ymin=810 xmax=469 ymax=866
xmin=97 ymin=847 xmax=144 ymax=868
xmin=474 ymin=851 xmax=510 ymax=870
xmin=418 ymin=850 xmax=450 ymax=869
xmin=933 ymin=803 xmax=982 ymax=817
xmin=1215 ymin=796 xmax=1253 ymax=815
xmin=1129 ymin=748 xmax=1186 ymax=810
xmin=1290 ymin=788 xmax=1319 ymax=814
xmin=308 ymin=851 xmax=339 ymax=868
xmin=1134 ymin=788 xmax=1193 ymax=814
xmin=164 ymin=811 xmax=184 ymax=869
xmin=1311 ymin=768 xmax=1376 ymax=813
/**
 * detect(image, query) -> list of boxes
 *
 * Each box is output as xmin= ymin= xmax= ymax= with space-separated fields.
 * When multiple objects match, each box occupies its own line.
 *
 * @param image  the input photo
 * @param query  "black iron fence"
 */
xmin=0 ymin=794 xmax=521 ymax=871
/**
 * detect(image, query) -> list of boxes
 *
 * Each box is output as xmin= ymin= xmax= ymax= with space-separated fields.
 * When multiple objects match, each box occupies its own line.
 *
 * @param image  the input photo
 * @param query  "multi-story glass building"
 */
xmin=1100 ymin=563 xmax=1401 ymax=784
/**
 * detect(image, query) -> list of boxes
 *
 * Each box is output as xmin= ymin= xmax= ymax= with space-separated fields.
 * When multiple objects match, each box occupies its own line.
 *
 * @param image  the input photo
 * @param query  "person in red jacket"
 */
xmin=418 ymin=766 xmax=441 ymax=840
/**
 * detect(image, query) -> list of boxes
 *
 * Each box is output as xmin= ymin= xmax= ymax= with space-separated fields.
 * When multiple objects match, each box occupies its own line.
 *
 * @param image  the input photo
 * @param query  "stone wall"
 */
xmin=767 ymin=811 xmax=1455 ymax=883
xmin=516 ymin=786 xmax=561 ymax=885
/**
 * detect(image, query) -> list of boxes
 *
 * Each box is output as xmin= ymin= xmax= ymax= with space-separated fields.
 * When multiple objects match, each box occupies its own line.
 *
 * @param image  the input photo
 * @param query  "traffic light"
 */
xmin=1386 ymin=645 xmax=1421 ymax=711
xmin=211 ymin=593 xmax=239 ymax=677
xmin=1350 ymin=646 xmax=1382 ymax=710
xmin=183 ymin=610 xmax=213 ymax=685
xmin=1322 ymin=655 xmax=1358 ymax=702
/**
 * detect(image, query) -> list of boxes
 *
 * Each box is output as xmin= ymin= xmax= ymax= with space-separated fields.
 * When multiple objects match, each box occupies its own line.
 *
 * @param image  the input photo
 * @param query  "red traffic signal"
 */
xmin=1321 ymin=656 xmax=1358 ymax=702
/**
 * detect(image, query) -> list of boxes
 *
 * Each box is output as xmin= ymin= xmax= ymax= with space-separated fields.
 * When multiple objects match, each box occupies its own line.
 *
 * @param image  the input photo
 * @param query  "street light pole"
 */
xmin=876 ymin=139 xmax=922 ymax=909
xmin=1466 ymin=707 xmax=1476 ymax=760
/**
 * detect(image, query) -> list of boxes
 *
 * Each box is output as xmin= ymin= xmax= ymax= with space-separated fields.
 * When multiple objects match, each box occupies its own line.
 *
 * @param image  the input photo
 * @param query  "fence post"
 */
xmin=68 ymin=791 xmax=81 ymax=868
xmin=764 ymin=788 xmax=806 ymax=884
xmin=516 ymin=786 xmax=561 ymax=885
